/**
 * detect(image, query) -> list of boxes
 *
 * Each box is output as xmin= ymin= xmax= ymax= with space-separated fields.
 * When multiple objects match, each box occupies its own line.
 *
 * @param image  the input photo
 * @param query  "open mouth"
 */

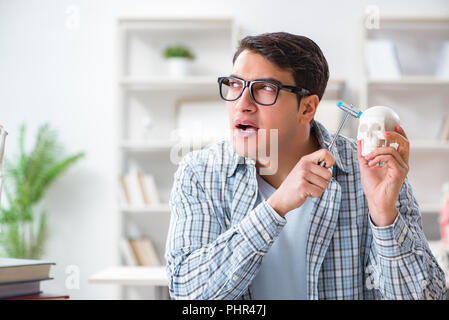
xmin=236 ymin=123 xmax=258 ymax=131
xmin=234 ymin=122 xmax=259 ymax=138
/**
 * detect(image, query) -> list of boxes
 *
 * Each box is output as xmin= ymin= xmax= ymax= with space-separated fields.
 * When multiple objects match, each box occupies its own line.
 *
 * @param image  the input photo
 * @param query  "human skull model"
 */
xmin=357 ymin=106 xmax=400 ymax=157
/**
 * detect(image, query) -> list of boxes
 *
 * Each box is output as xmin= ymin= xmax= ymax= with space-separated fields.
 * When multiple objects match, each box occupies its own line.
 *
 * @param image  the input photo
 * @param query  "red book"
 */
xmin=2 ymin=293 xmax=70 ymax=300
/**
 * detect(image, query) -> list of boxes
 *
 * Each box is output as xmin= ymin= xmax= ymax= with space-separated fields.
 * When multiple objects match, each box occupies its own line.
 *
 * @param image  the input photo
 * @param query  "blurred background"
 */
xmin=0 ymin=0 xmax=448 ymax=300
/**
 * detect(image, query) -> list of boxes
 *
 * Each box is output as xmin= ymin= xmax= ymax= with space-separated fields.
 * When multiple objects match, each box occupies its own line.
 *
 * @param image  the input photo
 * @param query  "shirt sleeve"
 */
xmin=366 ymin=177 xmax=448 ymax=299
xmin=164 ymin=155 xmax=286 ymax=300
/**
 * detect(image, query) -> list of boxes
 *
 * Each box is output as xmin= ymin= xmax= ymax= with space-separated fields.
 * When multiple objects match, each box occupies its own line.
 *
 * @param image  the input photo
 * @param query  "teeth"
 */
xmin=239 ymin=127 xmax=256 ymax=132
xmin=237 ymin=124 xmax=257 ymax=131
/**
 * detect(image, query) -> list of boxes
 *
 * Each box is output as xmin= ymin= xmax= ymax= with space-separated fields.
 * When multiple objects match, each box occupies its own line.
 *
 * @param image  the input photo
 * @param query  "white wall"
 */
xmin=0 ymin=0 xmax=448 ymax=299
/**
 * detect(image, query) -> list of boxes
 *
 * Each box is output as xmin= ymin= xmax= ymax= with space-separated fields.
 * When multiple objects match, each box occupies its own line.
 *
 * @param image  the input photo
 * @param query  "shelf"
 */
xmin=120 ymin=140 xmax=211 ymax=153
xmin=377 ymin=16 xmax=449 ymax=23
xmin=117 ymin=16 xmax=235 ymax=32
xmin=367 ymin=76 xmax=449 ymax=86
xmin=410 ymin=140 xmax=449 ymax=151
xmin=119 ymin=76 xmax=219 ymax=91
xmin=120 ymin=204 xmax=170 ymax=214
xmin=120 ymin=140 xmax=174 ymax=152
xmin=88 ymin=266 xmax=168 ymax=286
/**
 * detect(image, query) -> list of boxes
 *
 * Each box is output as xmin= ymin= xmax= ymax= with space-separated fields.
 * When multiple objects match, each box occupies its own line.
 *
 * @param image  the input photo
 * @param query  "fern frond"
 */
xmin=30 ymin=152 xmax=85 ymax=204
xmin=0 ymin=123 xmax=84 ymax=259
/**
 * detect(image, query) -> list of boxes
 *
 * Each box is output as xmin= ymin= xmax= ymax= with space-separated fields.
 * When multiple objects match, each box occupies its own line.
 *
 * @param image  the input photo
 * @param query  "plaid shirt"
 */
xmin=165 ymin=120 xmax=447 ymax=300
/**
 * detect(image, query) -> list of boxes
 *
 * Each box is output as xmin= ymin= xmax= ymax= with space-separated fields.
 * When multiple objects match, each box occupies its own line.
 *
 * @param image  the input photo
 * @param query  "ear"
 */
xmin=298 ymin=95 xmax=319 ymax=124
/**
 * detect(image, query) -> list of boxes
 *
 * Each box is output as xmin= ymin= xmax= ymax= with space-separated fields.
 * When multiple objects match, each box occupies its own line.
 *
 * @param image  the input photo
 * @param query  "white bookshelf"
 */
xmin=109 ymin=16 xmax=239 ymax=300
xmin=361 ymin=16 xmax=449 ymax=215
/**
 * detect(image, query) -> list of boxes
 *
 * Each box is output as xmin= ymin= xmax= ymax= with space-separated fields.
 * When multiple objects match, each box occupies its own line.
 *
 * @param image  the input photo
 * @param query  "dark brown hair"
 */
xmin=233 ymin=32 xmax=329 ymax=102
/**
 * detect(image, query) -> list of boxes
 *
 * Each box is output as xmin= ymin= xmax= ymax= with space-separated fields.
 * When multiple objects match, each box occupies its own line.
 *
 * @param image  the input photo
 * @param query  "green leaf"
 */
xmin=28 ymin=211 xmax=48 ymax=259
xmin=0 ymin=123 xmax=84 ymax=259
xmin=30 ymin=152 xmax=85 ymax=204
xmin=163 ymin=45 xmax=195 ymax=59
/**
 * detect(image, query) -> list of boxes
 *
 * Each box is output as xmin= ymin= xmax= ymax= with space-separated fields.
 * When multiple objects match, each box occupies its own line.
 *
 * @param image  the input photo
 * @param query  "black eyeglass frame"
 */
xmin=217 ymin=76 xmax=312 ymax=106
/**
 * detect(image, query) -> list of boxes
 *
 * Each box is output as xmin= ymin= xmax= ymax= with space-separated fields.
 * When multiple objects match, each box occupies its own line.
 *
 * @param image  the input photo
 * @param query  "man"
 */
xmin=165 ymin=32 xmax=447 ymax=299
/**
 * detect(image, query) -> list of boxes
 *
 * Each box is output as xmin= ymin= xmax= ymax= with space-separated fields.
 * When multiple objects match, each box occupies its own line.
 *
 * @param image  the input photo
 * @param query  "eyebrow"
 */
xmin=230 ymin=74 xmax=283 ymax=85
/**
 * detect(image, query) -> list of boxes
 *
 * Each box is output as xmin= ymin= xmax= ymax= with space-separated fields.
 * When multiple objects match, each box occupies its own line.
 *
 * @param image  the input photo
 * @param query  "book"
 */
xmin=0 ymin=258 xmax=55 ymax=283
xmin=0 ymin=278 xmax=52 ymax=299
xmin=2 ymin=292 xmax=70 ymax=300
xmin=119 ymin=172 xmax=160 ymax=206
xmin=137 ymin=172 xmax=149 ymax=204
xmin=129 ymin=238 xmax=161 ymax=267
xmin=438 ymin=115 xmax=449 ymax=141
xmin=142 ymin=174 xmax=160 ymax=205
xmin=127 ymin=171 xmax=144 ymax=205
xmin=119 ymin=237 xmax=137 ymax=266
xmin=119 ymin=175 xmax=131 ymax=204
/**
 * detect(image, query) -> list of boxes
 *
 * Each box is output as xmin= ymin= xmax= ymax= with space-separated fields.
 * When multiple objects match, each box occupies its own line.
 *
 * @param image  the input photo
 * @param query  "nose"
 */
xmin=234 ymin=86 xmax=257 ymax=113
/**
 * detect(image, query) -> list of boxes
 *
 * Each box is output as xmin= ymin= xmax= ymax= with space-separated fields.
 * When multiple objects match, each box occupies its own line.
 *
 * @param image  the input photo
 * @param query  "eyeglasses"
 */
xmin=218 ymin=76 xmax=311 ymax=106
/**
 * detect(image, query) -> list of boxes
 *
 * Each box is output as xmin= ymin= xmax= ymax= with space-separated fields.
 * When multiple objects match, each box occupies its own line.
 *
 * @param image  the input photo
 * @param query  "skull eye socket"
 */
xmin=370 ymin=123 xmax=382 ymax=132
xmin=359 ymin=123 xmax=368 ymax=132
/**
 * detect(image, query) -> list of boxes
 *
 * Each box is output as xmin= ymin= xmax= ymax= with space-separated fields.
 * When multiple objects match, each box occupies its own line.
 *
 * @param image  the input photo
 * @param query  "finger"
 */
xmin=367 ymin=154 xmax=409 ymax=175
xmin=357 ymin=140 xmax=369 ymax=168
xmin=364 ymin=146 xmax=408 ymax=170
xmin=309 ymin=163 xmax=333 ymax=181
xmin=383 ymin=130 xmax=410 ymax=164
xmin=304 ymin=148 xmax=335 ymax=169
xmin=395 ymin=124 xmax=408 ymax=139
xmin=303 ymin=171 xmax=330 ymax=190
xmin=302 ymin=182 xmax=324 ymax=198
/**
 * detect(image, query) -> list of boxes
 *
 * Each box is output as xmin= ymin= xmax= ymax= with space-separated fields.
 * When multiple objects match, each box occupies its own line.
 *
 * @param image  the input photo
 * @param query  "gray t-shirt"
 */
xmin=250 ymin=173 xmax=312 ymax=300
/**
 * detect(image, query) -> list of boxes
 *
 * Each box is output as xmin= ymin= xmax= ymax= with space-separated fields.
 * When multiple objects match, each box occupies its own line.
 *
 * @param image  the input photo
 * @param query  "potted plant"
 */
xmin=0 ymin=124 xmax=85 ymax=259
xmin=163 ymin=45 xmax=195 ymax=77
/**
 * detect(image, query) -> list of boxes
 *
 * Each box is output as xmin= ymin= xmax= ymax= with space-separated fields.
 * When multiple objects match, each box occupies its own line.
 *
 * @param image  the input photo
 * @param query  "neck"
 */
xmin=256 ymin=123 xmax=320 ymax=189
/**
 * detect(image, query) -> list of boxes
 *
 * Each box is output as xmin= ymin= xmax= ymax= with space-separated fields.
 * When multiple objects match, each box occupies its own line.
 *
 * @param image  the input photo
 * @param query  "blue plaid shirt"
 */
xmin=165 ymin=120 xmax=447 ymax=299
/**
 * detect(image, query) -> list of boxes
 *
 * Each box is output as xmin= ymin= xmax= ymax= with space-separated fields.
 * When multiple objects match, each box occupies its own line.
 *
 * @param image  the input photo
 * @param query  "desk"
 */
xmin=88 ymin=266 xmax=169 ymax=299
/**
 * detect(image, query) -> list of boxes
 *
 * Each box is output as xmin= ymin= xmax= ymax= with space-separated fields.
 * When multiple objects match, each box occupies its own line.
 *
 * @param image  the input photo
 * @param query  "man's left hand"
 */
xmin=357 ymin=125 xmax=410 ymax=227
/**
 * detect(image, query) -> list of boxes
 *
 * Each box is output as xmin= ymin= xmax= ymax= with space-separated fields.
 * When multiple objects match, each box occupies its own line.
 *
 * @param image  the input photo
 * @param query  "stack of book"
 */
xmin=0 ymin=258 xmax=69 ymax=300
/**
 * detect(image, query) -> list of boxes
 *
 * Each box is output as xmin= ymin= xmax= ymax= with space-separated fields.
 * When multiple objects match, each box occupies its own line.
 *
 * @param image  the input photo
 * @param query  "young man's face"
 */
xmin=227 ymin=49 xmax=306 ymax=162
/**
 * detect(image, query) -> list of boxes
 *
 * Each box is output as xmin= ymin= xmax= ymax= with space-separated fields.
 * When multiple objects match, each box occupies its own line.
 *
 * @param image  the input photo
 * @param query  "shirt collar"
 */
xmin=227 ymin=119 xmax=349 ymax=177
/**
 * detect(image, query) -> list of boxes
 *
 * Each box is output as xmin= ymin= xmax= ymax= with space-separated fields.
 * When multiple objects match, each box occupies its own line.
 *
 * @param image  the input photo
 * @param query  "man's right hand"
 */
xmin=267 ymin=148 xmax=335 ymax=217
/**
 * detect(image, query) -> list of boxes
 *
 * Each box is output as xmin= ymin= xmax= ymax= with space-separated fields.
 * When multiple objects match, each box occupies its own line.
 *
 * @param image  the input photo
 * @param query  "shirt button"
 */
xmin=421 ymin=280 xmax=427 ymax=287
xmin=233 ymin=275 xmax=238 ymax=282
xmin=248 ymin=189 xmax=255 ymax=196
xmin=398 ymin=234 xmax=405 ymax=244
xmin=263 ymin=232 xmax=270 ymax=241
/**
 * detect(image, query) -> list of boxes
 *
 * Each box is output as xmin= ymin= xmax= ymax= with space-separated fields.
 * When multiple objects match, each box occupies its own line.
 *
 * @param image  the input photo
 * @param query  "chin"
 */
xmin=231 ymin=130 xmax=259 ymax=160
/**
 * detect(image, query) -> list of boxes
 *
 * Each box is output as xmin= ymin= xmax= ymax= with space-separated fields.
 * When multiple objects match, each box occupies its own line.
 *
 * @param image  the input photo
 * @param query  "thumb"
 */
xmin=357 ymin=140 xmax=368 ymax=168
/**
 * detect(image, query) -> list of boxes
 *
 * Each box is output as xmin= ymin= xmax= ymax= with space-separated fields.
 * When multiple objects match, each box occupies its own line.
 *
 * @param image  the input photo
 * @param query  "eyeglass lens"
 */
xmin=220 ymin=78 xmax=278 ymax=105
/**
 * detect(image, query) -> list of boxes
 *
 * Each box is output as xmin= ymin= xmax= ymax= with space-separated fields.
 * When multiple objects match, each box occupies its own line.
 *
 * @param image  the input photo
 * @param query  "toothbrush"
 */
xmin=319 ymin=101 xmax=362 ymax=167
